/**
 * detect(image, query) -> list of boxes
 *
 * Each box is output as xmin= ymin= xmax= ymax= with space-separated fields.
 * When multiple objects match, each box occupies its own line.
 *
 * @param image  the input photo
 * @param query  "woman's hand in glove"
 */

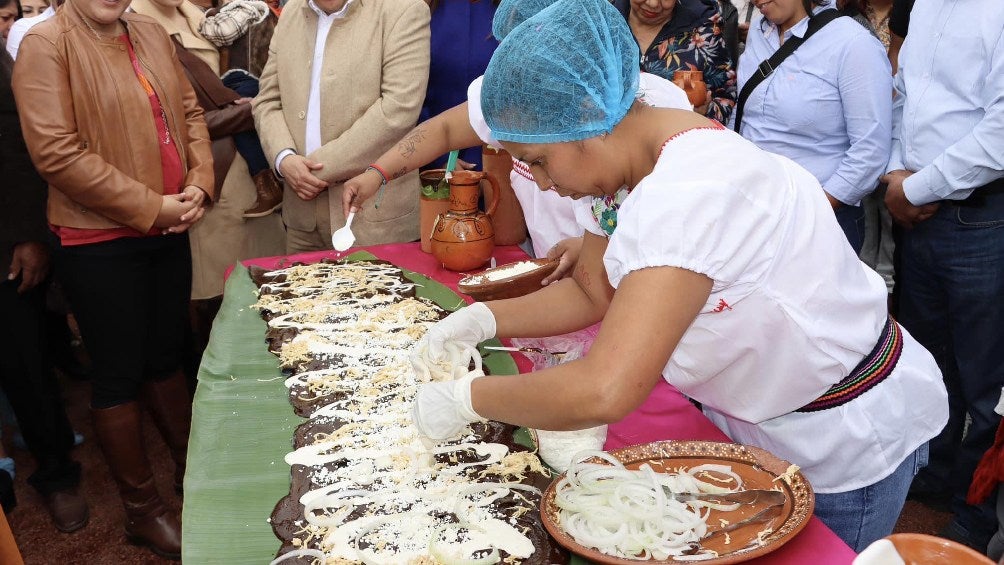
xmin=425 ymin=302 xmax=496 ymax=360
xmin=413 ymin=371 xmax=487 ymax=440
xmin=410 ymin=303 xmax=497 ymax=379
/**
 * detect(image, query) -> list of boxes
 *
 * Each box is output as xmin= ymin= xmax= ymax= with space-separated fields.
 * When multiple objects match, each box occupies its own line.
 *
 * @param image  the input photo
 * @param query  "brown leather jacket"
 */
xmin=174 ymin=36 xmax=252 ymax=195
xmin=12 ymin=2 xmax=214 ymax=233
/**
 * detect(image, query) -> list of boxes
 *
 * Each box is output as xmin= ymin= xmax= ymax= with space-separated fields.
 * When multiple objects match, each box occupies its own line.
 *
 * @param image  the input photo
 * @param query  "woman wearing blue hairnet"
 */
xmin=410 ymin=0 xmax=947 ymax=552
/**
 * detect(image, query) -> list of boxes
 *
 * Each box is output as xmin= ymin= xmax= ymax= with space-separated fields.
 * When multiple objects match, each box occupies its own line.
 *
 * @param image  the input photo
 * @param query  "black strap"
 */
xmin=733 ymin=9 xmax=842 ymax=133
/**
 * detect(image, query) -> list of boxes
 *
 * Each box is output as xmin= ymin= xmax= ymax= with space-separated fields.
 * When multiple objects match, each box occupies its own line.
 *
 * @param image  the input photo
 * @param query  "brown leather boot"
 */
xmin=243 ymin=170 xmax=283 ymax=218
xmin=142 ymin=371 xmax=191 ymax=495
xmin=92 ymin=403 xmax=181 ymax=560
xmin=43 ymin=488 xmax=89 ymax=532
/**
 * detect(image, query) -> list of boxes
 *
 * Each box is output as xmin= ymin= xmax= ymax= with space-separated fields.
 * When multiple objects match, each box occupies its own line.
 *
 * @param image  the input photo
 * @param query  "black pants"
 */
xmin=55 ymin=234 xmax=192 ymax=409
xmin=0 ymin=278 xmax=80 ymax=494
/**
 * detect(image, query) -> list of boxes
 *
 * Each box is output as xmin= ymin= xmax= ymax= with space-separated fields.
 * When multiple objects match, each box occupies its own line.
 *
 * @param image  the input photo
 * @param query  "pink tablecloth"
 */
xmin=240 ymin=242 xmax=856 ymax=565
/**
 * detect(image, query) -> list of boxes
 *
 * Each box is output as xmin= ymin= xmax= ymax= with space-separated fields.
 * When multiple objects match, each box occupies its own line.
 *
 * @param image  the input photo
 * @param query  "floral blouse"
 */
xmin=590 ymin=189 xmax=631 ymax=237
xmin=613 ymin=0 xmax=737 ymax=125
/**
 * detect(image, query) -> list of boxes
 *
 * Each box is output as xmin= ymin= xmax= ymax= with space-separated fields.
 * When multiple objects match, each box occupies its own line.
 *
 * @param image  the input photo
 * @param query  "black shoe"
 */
xmin=54 ymin=358 xmax=92 ymax=381
xmin=0 ymin=470 xmax=16 ymax=512
xmin=939 ymin=520 xmax=992 ymax=553
xmin=907 ymin=474 xmax=952 ymax=512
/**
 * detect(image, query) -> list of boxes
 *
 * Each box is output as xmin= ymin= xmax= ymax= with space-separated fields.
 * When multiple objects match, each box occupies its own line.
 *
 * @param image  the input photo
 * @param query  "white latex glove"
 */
xmin=411 ymin=303 xmax=496 ymax=380
xmin=534 ymin=425 xmax=608 ymax=473
xmin=425 ymin=302 xmax=496 ymax=360
xmin=413 ymin=371 xmax=487 ymax=440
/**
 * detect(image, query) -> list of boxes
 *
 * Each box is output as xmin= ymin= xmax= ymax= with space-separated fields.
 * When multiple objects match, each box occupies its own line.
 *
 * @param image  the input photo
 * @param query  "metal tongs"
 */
xmin=482 ymin=345 xmax=567 ymax=356
xmin=663 ymin=488 xmax=786 ymax=506
xmin=666 ymin=489 xmax=787 ymax=541
xmin=481 ymin=345 xmax=567 ymax=365
xmin=701 ymin=503 xmax=786 ymax=540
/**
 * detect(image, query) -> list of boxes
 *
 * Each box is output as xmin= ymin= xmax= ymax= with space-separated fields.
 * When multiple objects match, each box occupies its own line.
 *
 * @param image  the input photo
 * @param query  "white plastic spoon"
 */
xmin=331 ymin=211 xmax=356 ymax=251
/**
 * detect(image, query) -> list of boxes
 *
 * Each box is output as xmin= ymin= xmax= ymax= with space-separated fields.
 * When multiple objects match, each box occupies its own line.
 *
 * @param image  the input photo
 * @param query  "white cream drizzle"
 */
xmin=257 ymin=261 xmax=540 ymax=562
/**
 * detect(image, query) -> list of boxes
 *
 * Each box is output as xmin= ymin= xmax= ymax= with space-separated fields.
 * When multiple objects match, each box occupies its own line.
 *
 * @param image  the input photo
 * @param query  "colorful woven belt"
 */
xmin=797 ymin=317 xmax=903 ymax=413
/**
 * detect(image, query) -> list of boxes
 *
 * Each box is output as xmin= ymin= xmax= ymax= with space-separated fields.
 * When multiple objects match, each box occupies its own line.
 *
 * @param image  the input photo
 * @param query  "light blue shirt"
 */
xmin=888 ymin=0 xmax=1004 ymax=205
xmin=734 ymin=8 xmax=892 ymax=206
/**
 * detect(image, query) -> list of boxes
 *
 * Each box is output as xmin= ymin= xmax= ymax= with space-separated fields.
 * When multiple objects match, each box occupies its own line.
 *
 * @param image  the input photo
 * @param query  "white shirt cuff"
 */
xmin=274 ymin=149 xmax=296 ymax=178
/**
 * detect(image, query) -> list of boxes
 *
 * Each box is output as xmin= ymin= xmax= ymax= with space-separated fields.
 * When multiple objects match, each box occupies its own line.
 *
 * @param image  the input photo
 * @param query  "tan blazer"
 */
xmin=254 ymin=0 xmax=430 ymax=247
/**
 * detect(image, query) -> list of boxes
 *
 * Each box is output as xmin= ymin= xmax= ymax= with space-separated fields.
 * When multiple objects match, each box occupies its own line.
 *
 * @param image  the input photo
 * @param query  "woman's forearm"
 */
xmin=473 ymin=266 xmax=713 ymax=431
xmin=488 ymin=276 xmax=607 ymax=339
xmin=488 ymin=232 xmax=613 ymax=338
xmin=376 ymin=102 xmax=484 ymax=181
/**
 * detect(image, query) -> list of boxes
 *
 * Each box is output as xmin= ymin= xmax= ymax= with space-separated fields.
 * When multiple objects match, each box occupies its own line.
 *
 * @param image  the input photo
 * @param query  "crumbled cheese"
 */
xmin=772 ymin=464 xmax=801 ymax=486
xmin=255 ymin=260 xmax=549 ymax=562
xmin=479 ymin=451 xmax=548 ymax=481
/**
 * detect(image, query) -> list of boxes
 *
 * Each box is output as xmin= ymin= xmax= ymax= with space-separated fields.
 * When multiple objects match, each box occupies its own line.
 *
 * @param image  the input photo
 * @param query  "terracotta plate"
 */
xmin=540 ymin=440 xmax=815 ymax=565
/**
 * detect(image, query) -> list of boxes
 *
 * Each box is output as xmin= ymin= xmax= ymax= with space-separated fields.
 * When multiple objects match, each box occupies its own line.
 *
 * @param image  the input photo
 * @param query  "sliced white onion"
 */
xmin=556 ymin=457 xmax=742 ymax=559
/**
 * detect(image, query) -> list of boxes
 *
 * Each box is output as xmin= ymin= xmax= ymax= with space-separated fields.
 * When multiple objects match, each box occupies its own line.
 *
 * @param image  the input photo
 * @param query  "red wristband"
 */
xmin=367 ymin=163 xmax=390 ymax=186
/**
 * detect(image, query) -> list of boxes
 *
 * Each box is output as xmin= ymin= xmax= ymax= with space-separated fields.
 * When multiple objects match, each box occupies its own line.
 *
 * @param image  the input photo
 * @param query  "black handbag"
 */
xmin=732 ymin=9 xmax=843 ymax=133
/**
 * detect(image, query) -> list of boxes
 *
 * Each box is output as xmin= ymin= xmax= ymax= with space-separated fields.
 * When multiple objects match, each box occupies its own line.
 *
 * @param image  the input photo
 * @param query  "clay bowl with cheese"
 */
xmin=457 ymin=258 xmax=559 ymax=302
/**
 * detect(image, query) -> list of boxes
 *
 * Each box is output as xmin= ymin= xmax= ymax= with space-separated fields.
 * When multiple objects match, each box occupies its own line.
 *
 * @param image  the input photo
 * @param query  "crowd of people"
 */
xmin=0 ymin=0 xmax=1001 ymax=561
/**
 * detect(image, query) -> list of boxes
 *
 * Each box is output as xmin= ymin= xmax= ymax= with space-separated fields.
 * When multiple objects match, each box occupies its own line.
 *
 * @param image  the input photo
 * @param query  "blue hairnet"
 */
xmin=482 ymin=0 xmax=641 ymax=144
xmin=491 ymin=0 xmax=559 ymax=41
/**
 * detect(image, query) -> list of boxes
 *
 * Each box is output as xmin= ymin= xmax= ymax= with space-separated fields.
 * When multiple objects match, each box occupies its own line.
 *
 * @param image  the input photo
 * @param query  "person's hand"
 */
xmin=882 ymin=170 xmax=939 ymax=228
xmin=154 ymin=193 xmax=198 ymax=229
xmin=342 ymin=168 xmax=385 ymax=216
xmin=8 ymin=241 xmax=49 ymax=293
xmin=410 ymin=303 xmax=495 ymax=380
xmin=164 ymin=185 xmax=209 ymax=234
xmin=541 ymin=236 xmax=582 ymax=285
xmin=412 ymin=371 xmax=487 ymax=440
xmin=234 ymin=97 xmax=253 ymax=105
xmin=279 ymin=154 xmax=328 ymax=201
xmin=824 ymin=192 xmax=843 ymax=210
xmin=419 ymin=302 xmax=496 ymax=362
xmin=738 ymin=22 xmax=749 ymax=44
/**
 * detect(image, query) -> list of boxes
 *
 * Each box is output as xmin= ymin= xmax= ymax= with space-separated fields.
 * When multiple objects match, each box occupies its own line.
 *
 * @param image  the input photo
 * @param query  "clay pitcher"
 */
xmin=672 ymin=70 xmax=710 ymax=108
xmin=418 ymin=169 xmax=453 ymax=253
xmin=482 ymin=144 xmax=528 ymax=246
xmin=430 ymin=170 xmax=501 ymax=271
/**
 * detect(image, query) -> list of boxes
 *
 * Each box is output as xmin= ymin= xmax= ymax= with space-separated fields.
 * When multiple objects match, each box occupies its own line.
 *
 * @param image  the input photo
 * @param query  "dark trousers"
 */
xmin=835 ymin=203 xmax=866 ymax=255
xmin=222 ymin=70 xmax=269 ymax=177
xmin=0 ymin=278 xmax=80 ymax=494
xmin=54 ymin=235 xmax=192 ymax=409
xmin=897 ymin=193 xmax=1004 ymax=543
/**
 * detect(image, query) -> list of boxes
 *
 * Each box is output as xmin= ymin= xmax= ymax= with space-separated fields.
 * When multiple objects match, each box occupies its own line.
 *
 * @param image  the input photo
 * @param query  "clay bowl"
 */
xmin=886 ymin=533 xmax=995 ymax=564
xmin=457 ymin=258 xmax=559 ymax=302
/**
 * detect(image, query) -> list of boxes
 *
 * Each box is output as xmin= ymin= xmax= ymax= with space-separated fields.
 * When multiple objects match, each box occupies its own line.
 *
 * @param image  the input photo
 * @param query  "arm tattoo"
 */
xmin=575 ymin=263 xmax=591 ymax=289
xmin=391 ymin=166 xmax=408 ymax=180
xmin=397 ymin=126 xmax=427 ymax=159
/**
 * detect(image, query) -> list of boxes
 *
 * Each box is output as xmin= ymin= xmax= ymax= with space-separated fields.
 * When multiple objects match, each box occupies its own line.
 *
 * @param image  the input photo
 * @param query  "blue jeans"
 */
xmin=835 ymin=203 xmax=866 ymax=255
xmin=815 ymin=444 xmax=928 ymax=552
xmin=897 ymin=194 xmax=1004 ymax=545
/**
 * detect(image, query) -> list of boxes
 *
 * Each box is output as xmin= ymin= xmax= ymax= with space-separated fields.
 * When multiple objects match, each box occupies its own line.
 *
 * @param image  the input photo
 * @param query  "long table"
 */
xmin=184 ymin=242 xmax=856 ymax=564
